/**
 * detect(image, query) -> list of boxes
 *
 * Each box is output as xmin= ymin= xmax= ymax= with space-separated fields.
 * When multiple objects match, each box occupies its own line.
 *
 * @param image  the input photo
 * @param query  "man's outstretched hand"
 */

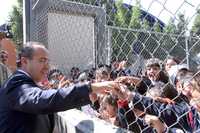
xmin=91 ymin=81 xmax=134 ymax=101
xmin=115 ymin=76 xmax=141 ymax=85
xmin=91 ymin=81 xmax=119 ymax=94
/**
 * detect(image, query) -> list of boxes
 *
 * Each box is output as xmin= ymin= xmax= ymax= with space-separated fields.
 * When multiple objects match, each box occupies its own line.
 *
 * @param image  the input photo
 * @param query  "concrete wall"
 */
xmin=54 ymin=109 xmax=127 ymax=133
xmin=48 ymin=13 xmax=95 ymax=74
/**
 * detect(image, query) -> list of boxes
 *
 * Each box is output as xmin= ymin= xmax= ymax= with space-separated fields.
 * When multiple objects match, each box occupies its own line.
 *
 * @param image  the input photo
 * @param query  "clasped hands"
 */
xmin=91 ymin=76 xmax=136 ymax=101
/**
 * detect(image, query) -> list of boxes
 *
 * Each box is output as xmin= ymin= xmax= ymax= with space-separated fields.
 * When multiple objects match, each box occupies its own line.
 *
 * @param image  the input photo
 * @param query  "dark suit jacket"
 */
xmin=0 ymin=70 xmax=91 ymax=133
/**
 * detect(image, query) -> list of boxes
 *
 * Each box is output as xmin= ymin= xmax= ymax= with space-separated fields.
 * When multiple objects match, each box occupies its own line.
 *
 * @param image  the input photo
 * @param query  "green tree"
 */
xmin=141 ymin=19 xmax=151 ymax=30
xmin=176 ymin=13 xmax=187 ymax=35
xmin=190 ymin=9 xmax=200 ymax=66
xmin=129 ymin=0 xmax=141 ymax=29
xmin=9 ymin=0 xmax=23 ymax=47
xmin=111 ymin=0 xmax=142 ymax=61
xmin=164 ymin=18 xmax=176 ymax=33
xmin=115 ymin=0 xmax=128 ymax=27
xmin=153 ymin=21 xmax=162 ymax=32
xmin=191 ymin=9 xmax=200 ymax=36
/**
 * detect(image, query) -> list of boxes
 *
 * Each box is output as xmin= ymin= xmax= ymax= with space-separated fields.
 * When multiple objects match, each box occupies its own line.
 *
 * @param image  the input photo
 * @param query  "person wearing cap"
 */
xmin=145 ymin=58 xmax=169 ymax=85
xmin=0 ymin=42 xmax=120 ymax=133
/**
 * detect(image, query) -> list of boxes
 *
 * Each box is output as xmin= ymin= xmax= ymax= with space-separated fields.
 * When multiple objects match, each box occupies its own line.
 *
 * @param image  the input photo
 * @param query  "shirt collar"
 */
xmin=18 ymin=69 xmax=31 ymax=78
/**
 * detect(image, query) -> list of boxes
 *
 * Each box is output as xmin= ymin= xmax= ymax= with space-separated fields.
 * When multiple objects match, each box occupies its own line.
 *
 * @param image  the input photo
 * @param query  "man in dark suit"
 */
xmin=0 ymin=42 xmax=118 ymax=133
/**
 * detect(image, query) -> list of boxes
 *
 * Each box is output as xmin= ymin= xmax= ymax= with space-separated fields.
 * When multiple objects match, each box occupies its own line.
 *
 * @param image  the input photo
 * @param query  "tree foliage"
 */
xmin=191 ymin=9 xmax=200 ymax=36
xmin=164 ymin=18 xmax=176 ymax=33
xmin=9 ymin=0 xmax=23 ymax=47
xmin=129 ymin=0 xmax=141 ymax=29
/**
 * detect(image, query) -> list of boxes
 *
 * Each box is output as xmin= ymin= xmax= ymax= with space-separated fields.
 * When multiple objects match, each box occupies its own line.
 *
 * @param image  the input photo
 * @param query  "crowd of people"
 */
xmin=0 ymin=41 xmax=200 ymax=133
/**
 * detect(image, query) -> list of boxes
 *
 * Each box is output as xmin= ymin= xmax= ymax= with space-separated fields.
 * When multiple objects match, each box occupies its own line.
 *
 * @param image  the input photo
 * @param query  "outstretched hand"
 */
xmin=112 ymin=83 xmax=134 ymax=100
xmin=91 ymin=81 xmax=119 ymax=94
xmin=115 ymin=76 xmax=141 ymax=85
xmin=58 ymin=76 xmax=70 ymax=88
xmin=91 ymin=81 xmax=134 ymax=101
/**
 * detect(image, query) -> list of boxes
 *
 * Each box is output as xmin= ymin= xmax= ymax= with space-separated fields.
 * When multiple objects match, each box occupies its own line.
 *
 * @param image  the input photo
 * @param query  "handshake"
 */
xmin=90 ymin=76 xmax=138 ymax=101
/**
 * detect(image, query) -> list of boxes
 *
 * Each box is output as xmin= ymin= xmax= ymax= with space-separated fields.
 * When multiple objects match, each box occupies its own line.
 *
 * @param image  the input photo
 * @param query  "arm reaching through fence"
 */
xmin=111 ymin=83 xmax=200 ymax=132
xmin=115 ymin=76 xmax=141 ymax=86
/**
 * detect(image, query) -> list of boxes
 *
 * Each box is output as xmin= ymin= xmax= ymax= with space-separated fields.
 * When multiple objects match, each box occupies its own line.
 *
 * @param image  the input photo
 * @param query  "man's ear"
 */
xmin=20 ymin=57 xmax=28 ymax=65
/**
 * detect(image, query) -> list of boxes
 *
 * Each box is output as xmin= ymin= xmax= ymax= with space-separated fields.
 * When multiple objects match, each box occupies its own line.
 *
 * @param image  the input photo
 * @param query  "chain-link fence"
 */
xmin=24 ymin=0 xmax=200 ymax=73
xmin=108 ymin=26 xmax=200 ymax=72
xmin=24 ymin=0 xmax=200 ymax=132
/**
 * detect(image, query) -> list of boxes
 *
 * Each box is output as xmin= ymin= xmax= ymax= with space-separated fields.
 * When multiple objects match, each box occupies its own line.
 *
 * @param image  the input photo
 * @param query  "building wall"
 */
xmin=48 ymin=13 xmax=95 ymax=74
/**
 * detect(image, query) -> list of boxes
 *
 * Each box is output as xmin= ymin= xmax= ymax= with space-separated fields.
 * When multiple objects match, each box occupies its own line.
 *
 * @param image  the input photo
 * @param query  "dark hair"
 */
xmin=70 ymin=67 xmax=79 ymax=72
xmin=17 ymin=46 xmax=35 ymax=67
xmin=136 ymin=77 xmax=152 ymax=95
xmin=88 ymin=68 xmax=96 ymax=80
xmin=16 ymin=53 xmax=22 ymax=68
xmin=157 ymin=70 xmax=169 ymax=84
xmin=175 ymin=70 xmax=193 ymax=84
xmin=47 ymin=69 xmax=63 ymax=80
xmin=22 ymin=42 xmax=45 ymax=59
xmin=144 ymin=69 xmax=169 ymax=83
xmin=17 ymin=42 xmax=44 ymax=67
xmin=20 ymin=47 xmax=35 ymax=59
xmin=162 ymin=83 xmax=178 ymax=99
xmin=146 ymin=58 xmax=162 ymax=68
xmin=147 ymin=82 xmax=178 ymax=100
xmin=166 ymin=56 xmax=181 ymax=64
